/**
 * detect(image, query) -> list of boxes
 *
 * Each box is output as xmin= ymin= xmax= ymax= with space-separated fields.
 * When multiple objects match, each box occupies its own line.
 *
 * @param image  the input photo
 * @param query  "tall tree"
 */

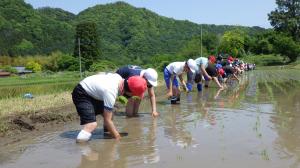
xmin=219 ymin=29 xmax=245 ymax=57
xmin=272 ymin=33 xmax=300 ymax=62
xmin=73 ymin=22 xmax=101 ymax=69
xmin=268 ymin=0 xmax=300 ymax=41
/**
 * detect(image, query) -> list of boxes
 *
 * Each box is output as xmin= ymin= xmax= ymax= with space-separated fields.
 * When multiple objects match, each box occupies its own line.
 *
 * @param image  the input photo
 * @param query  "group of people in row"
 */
xmin=72 ymin=55 xmax=253 ymax=142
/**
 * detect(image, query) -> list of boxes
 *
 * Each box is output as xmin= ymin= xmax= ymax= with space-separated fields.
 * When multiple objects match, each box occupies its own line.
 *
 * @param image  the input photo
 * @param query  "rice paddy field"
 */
xmin=0 ymin=72 xmax=81 ymax=99
xmin=0 ymin=68 xmax=299 ymax=168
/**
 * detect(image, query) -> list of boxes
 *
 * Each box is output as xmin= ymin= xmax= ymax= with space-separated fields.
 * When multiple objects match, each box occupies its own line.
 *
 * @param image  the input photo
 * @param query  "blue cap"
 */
xmin=216 ymin=64 xmax=222 ymax=69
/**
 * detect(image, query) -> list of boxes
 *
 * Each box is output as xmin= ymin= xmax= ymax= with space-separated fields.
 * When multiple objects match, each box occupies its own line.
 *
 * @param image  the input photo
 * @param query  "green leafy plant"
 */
xmin=26 ymin=61 xmax=42 ymax=72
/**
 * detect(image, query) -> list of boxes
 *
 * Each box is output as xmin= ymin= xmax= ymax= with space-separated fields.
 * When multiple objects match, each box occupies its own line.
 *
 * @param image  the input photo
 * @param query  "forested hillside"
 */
xmin=0 ymin=0 xmax=266 ymax=64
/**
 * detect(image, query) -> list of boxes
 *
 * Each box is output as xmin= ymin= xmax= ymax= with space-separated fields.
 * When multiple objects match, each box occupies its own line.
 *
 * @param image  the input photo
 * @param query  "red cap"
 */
xmin=127 ymin=76 xmax=147 ymax=99
xmin=228 ymin=56 xmax=234 ymax=61
xmin=208 ymin=55 xmax=216 ymax=63
xmin=218 ymin=68 xmax=225 ymax=76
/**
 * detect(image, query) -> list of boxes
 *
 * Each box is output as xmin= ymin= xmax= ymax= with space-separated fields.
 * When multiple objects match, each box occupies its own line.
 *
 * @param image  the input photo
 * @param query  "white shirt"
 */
xmin=80 ymin=73 xmax=122 ymax=110
xmin=195 ymin=57 xmax=208 ymax=72
xmin=166 ymin=62 xmax=185 ymax=75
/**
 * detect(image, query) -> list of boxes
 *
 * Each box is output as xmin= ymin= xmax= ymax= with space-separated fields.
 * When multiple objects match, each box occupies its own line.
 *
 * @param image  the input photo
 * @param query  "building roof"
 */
xmin=13 ymin=66 xmax=32 ymax=73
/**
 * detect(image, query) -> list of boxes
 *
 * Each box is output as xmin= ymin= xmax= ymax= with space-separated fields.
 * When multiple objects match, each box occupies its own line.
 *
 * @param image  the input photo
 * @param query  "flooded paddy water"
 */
xmin=0 ymin=69 xmax=300 ymax=168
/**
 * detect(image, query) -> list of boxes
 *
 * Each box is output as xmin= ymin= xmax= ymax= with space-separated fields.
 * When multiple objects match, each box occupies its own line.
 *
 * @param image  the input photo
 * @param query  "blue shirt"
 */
xmin=116 ymin=65 xmax=153 ymax=88
xmin=116 ymin=65 xmax=142 ymax=79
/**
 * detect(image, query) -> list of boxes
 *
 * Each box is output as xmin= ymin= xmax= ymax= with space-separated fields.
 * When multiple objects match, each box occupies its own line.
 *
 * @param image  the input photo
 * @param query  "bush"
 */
xmin=0 ymin=65 xmax=17 ymax=73
xmin=89 ymin=60 xmax=117 ymax=72
xmin=26 ymin=61 xmax=42 ymax=72
xmin=57 ymin=54 xmax=79 ymax=71
xmin=43 ymin=52 xmax=61 ymax=72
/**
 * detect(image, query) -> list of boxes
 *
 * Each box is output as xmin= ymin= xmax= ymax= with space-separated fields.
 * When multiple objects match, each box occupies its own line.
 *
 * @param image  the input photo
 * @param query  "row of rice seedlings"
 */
xmin=261 ymin=149 xmax=270 ymax=160
xmin=253 ymin=115 xmax=262 ymax=138
xmin=264 ymin=81 xmax=275 ymax=102
xmin=258 ymin=70 xmax=275 ymax=101
xmin=268 ymin=80 xmax=287 ymax=97
xmin=253 ymin=90 xmax=271 ymax=161
xmin=251 ymin=71 xmax=260 ymax=103
xmin=257 ymin=81 xmax=269 ymax=102
xmin=282 ymin=79 xmax=300 ymax=91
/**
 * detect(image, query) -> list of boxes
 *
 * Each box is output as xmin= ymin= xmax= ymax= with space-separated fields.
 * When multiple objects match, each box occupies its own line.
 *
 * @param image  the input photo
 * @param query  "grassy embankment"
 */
xmin=0 ymin=72 xmax=83 ymax=134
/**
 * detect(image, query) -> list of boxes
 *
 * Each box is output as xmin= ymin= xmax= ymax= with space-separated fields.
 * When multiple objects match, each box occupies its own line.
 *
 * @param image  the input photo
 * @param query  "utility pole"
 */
xmin=201 ymin=24 xmax=203 ymax=57
xmin=78 ymin=38 xmax=82 ymax=78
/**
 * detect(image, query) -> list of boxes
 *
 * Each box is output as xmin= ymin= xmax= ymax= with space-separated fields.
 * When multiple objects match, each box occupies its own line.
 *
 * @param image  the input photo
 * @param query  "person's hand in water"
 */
xmin=166 ymin=91 xmax=173 ymax=98
xmin=152 ymin=111 xmax=159 ymax=117
xmin=214 ymin=87 xmax=224 ymax=99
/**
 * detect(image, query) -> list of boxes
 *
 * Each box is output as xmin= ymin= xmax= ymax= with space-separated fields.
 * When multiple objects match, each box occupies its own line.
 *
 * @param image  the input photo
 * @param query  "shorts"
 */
xmin=163 ymin=68 xmax=179 ymax=89
xmin=72 ymin=84 xmax=104 ymax=125
xmin=186 ymin=71 xmax=195 ymax=84
xmin=204 ymin=75 xmax=210 ymax=81
xmin=225 ymin=73 xmax=232 ymax=78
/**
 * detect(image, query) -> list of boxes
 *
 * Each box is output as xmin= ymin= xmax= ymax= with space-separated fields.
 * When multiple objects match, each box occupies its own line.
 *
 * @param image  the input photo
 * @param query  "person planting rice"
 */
xmin=187 ymin=56 xmax=218 ymax=91
xmin=204 ymin=63 xmax=224 ymax=88
xmin=216 ymin=68 xmax=226 ymax=84
xmin=72 ymin=73 xmax=147 ymax=142
xmin=226 ymin=56 xmax=235 ymax=67
xmin=164 ymin=59 xmax=197 ymax=103
xmin=223 ymin=65 xmax=240 ymax=83
xmin=116 ymin=65 xmax=159 ymax=117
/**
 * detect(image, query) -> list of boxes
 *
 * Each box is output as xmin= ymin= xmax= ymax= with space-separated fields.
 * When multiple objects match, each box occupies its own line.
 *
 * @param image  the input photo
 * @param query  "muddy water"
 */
xmin=1 ymin=69 xmax=300 ymax=168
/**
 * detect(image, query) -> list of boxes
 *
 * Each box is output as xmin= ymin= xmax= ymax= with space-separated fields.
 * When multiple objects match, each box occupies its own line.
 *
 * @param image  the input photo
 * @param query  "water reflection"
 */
xmin=78 ymin=118 xmax=160 ymax=168
xmin=269 ymin=80 xmax=300 ymax=168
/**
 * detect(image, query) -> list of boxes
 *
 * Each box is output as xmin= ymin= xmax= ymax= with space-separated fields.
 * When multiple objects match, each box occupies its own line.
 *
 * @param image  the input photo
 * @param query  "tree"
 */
xmin=178 ymin=36 xmax=207 ymax=58
xmin=73 ymin=22 xmax=101 ymax=69
xmin=12 ymin=39 xmax=35 ymax=55
xmin=268 ymin=0 xmax=300 ymax=41
xmin=26 ymin=60 xmax=42 ymax=72
xmin=218 ymin=29 xmax=245 ymax=57
xmin=272 ymin=33 xmax=300 ymax=62
xmin=202 ymin=33 xmax=219 ymax=55
xmin=57 ymin=54 xmax=79 ymax=71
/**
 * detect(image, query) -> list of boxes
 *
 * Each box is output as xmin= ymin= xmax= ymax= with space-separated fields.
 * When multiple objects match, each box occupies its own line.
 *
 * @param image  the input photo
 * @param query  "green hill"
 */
xmin=0 ymin=0 xmax=74 ymax=55
xmin=0 ymin=0 xmax=267 ymax=64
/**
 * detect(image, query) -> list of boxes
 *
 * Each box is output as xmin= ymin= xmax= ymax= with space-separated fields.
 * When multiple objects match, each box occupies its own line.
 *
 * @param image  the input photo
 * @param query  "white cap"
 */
xmin=141 ymin=68 xmax=158 ymax=87
xmin=187 ymin=59 xmax=197 ymax=73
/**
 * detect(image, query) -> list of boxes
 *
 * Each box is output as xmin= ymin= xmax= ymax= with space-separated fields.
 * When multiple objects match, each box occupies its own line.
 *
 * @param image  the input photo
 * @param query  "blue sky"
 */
xmin=24 ymin=0 xmax=277 ymax=28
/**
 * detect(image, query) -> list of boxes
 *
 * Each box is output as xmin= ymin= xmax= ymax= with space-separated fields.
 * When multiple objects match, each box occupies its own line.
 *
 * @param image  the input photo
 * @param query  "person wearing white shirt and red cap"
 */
xmin=72 ymin=74 xmax=147 ymax=142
